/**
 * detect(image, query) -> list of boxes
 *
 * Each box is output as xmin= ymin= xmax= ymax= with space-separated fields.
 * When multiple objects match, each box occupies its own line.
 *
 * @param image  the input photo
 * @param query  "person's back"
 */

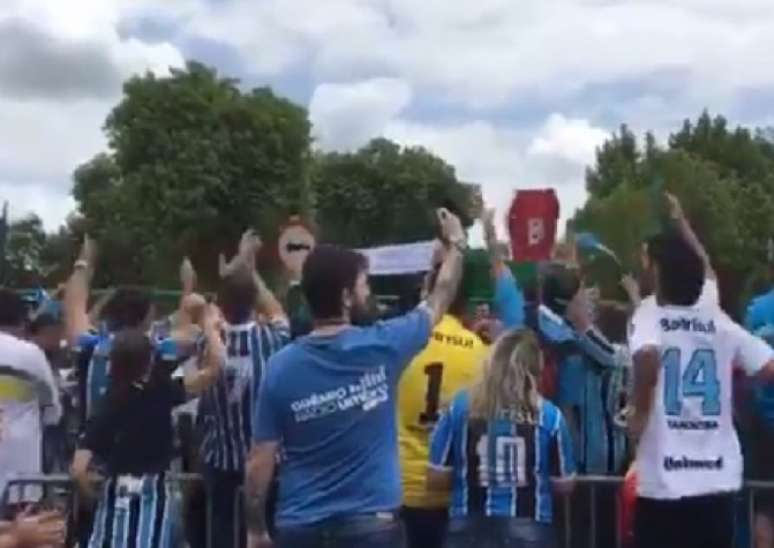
xmin=431 ymin=391 xmax=574 ymax=520
xmin=197 ymin=252 xmax=290 ymax=548
xmin=198 ymin=318 xmax=288 ymax=472
xmin=248 ymin=210 xmax=468 ymax=548
xmin=0 ymin=290 xmax=61 ymax=507
xmin=0 ymin=332 xmax=61 ymax=505
xmin=628 ymin=220 xmax=774 ymax=548
xmin=258 ymin=312 xmax=431 ymax=527
xmin=398 ymin=313 xmax=487 ymax=548
xmin=428 ymin=329 xmax=576 ymax=548
xmin=632 ymin=298 xmax=763 ymax=497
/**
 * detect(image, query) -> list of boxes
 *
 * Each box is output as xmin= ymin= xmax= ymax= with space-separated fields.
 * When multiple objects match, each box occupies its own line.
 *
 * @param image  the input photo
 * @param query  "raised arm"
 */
xmin=180 ymin=256 xmax=197 ymax=297
xmin=425 ymin=209 xmax=467 ymax=326
xmin=171 ymin=258 xmax=207 ymax=341
xmin=64 ymin=236 xmax=96 ymax=344
xmin=621 ymin=274 xmax=642 ymax=311
xmin=482 ymin=208 xmax=506 ymax=273
xmin=184 ymin=304 xmax=226 ymax=395
xmin=481 ymin=207 xmax=526 ymax=329
xmin=222 ymin=229 xmax=287 ymax=323
xmin=666 ymin=193 xmax=716 ymax=281
xmin=565 ymin=287 xmax=617 ymax=367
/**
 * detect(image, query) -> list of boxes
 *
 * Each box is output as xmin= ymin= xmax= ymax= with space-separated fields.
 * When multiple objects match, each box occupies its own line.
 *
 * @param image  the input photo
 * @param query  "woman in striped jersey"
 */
xmin=70 ymin=304 xmax=224 ymax=548
xmin=428 ymin=329 xmax=576 ymax=548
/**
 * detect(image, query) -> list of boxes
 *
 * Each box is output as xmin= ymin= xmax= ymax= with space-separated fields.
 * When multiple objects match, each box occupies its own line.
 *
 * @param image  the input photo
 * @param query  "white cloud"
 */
xmin=0 ymin=0 xmax=186 ymax=231
xmin=309 ymin=78 xmax=413 ymax=151
xmin=528 ymin=114 xmax=609 ymax=167
xmin=0 ymin=182 xmax=75 ymax=231
xmin=175 ymin=0 xmax=774 ymax=113
xmin=383 ymin=114 xmax=607 ymax=236
xmin=7 ymin=0 xmax=774 ymax=239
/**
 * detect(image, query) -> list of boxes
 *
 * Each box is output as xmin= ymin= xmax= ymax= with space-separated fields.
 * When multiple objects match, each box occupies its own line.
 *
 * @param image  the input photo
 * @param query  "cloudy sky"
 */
xmin=4 ymin=0 xmax=774 ymax=236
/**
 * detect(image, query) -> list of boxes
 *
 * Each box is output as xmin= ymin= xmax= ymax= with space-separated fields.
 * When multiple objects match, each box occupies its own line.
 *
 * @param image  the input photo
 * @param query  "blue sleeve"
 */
xmin=552 ymin=409 xmax=577 ymax=477
xmin=575 ymin=327 xmax=617 ymax=368
xmin=746 ymin=301 xmax=762 ymax=332
xmin=539 ymin=306 xmax=617 ymax=367
xmin=74 ymin=332 xmax=99 ymax=353
xmin=538 ymin=307 xmax=576 ymax=343
xmin=375 ymin=306 xmax=433 ymax=370
xmin=493 ymin=268 xmax=525 ymax=329
xmin=253 ymin=363 xmax=281 ymax=443
xmin=268 ymin=319 xmax=291 ymax=349
xmin=429 ymin=400 xmax=457 ymax=469
xmin=155 ymin=337 xmax=181 ymax=362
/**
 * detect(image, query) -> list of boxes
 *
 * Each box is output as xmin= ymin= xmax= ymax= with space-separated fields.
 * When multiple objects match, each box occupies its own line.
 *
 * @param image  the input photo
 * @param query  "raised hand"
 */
xmin=621 ymin=274 xmax=641 ymax=306
xmin=565 ymin=288 xmax=592 ymax=332
xmin=665 ymin=192 xmax=684 ymax=222
xmin=436 ymin=208 xmax=465 ymax=247
xmin=180 ymin=257 xmax=197 ymax=292
xmin=201 ymin=303 xmax=223 ymax=333
xmin=78 ymin=234 xmax=97 ymax=266
xmin=238 ymin=229 xmax=263 ymax=261
xmin=481 ymin=207 xmax=496 ymax=230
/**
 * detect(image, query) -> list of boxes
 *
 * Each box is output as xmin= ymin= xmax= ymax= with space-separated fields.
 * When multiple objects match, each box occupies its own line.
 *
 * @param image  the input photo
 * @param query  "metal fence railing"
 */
xmin=2 ymin=473 xmax=210 ymax=548
xmin=558 ymin=476 xmax=774 ymax=548
xmin=4 ymin=473 xmax=774 ymax=548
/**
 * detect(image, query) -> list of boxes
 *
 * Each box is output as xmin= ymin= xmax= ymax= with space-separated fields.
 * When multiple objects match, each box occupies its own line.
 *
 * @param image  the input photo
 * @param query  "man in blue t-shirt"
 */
xmin=245 ymin=209 xmax=467 ymax=548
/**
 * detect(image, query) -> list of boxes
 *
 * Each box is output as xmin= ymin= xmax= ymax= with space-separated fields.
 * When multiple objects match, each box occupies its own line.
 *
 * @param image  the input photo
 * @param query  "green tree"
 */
xmin=73 ymin=61 xmax=312 ymax=287
xmin=3 ymin=215 xmax=47 ymax=287
xmin=312 ymin=138 xmax=473 ymax=248
xmin=575 ymin=112 xmax=774 ymax=315
xmin=585 ymin=124 xmax=640 ymax=199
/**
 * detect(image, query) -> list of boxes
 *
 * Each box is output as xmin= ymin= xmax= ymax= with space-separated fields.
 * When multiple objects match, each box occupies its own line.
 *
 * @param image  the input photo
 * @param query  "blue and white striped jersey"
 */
xmin=198 ymin=319 xmax=289 ymax=471
xmin=75 ymin=325 xmax=184 ymax=421
xmin=429 ymin=390 xmax=575 ymax=523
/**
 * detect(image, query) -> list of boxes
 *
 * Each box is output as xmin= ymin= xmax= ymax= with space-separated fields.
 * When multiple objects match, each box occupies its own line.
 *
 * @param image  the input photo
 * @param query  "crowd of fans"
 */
xmin=0 ymin=196 xmax=772 ymax=548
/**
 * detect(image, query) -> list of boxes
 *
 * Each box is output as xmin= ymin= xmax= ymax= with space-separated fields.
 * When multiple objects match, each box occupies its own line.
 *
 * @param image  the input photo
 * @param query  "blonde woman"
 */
xmin=427 ymin=329 xmax=576 ymax=548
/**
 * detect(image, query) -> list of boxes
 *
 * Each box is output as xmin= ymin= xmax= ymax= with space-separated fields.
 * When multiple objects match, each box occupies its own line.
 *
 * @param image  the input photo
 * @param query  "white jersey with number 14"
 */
xmin=629 ymin=291 xmax=774 ymax=500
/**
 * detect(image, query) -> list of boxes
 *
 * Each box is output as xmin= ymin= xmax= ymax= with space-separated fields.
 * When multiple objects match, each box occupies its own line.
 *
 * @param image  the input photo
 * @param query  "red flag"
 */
xmin=620 ymin=465 xmax=638 ymax=548
xmin=508 ymin=189 xmax=560 ymax=262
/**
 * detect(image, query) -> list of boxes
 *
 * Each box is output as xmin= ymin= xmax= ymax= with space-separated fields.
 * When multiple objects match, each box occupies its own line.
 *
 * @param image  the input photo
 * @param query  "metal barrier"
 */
xmin=2 ymin=473 xmax=210 ymax=548
xmin=559 ymin=476 xmax=774 ymax=548
xmin=6 ymin=473 xmax=774 ymax=548
xmin=558 ymin=475 xmax=625 ymax=548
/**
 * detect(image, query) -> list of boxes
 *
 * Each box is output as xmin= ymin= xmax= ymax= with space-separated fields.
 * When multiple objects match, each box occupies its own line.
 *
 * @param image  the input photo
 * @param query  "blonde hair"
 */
xmin=470 ymin=329 xmax=543 ymax=423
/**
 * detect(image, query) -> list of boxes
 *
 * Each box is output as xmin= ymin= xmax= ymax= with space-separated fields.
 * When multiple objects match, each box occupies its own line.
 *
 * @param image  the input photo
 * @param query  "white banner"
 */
xmin=358 ymin=241 xmax=435 ymax=276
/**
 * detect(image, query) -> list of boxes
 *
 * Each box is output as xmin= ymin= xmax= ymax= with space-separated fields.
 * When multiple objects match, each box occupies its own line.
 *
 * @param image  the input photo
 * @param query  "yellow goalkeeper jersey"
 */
xmin=398 ymin=314 xmax=488 ymax=508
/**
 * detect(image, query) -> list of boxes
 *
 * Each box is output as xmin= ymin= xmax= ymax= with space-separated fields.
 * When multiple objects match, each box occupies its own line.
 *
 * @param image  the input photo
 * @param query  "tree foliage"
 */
xmin=73 ymin=61 xmax=312 ymax=287
xmin=575 ymin=111 xmax=774 ymax=315
xmin=0 ymin=214 xmax=82 ymax=288
xmin=312 ymin=138 xmax=473 ymax=248
xmin=65 ymin=62 xmax=474 ymax=288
